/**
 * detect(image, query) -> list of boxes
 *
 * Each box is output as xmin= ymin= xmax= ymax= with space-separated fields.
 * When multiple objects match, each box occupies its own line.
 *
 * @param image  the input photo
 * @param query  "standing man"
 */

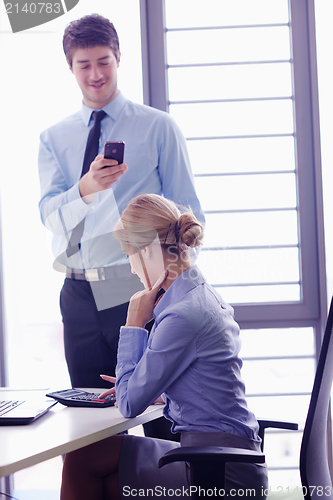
xmin=38 ymin=14 xmax=204 ymax=434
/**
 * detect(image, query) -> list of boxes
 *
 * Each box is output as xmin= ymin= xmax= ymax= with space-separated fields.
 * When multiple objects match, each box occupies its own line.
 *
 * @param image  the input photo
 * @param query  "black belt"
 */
xmin=66 ymin=264 xmax=131 ymax=282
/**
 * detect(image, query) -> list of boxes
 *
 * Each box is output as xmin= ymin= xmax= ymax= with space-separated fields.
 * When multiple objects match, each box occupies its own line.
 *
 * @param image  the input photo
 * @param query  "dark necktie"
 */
xmin=66 ymin=110 xmax=107 ymax=258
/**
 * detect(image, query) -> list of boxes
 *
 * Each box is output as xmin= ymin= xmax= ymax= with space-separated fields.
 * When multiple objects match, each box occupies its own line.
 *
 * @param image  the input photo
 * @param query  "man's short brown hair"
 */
xmin=63 ymin=13 xmax=120 ymax=67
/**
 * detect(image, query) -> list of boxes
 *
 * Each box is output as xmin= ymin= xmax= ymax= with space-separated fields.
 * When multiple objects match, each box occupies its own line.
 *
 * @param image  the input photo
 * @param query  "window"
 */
xmin=141 ymin=0 xmax=325 ymax=324
xmin=241 ymin=326 xmax=315 ymax=487
xmin=140 ymin=0 xmax=327 ymax=487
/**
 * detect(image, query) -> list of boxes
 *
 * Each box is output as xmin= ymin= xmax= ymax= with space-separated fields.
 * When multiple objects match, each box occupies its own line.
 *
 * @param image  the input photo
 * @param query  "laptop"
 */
xmin=0 ymin=396 xmax=57 ymax=425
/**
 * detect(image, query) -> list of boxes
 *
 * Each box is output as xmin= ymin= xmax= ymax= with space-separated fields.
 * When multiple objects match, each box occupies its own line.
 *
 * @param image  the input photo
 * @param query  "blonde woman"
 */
xmin=60 ymin=194 xmax=268 ymax=500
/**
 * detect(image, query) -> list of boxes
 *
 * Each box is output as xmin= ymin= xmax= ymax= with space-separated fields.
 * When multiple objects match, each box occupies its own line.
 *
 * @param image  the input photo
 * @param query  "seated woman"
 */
xmin=60 ymin=193 xmax=268 ymax=500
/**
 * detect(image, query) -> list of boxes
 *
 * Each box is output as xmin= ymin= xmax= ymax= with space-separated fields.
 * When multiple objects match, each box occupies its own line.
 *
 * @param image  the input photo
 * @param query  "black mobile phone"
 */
xmin=104 ymin=141 xmax=125 ymax=165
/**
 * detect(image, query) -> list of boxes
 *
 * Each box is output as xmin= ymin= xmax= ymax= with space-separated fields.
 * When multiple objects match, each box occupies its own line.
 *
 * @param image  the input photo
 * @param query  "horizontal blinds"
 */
xmin=165 ymin=0 xmax=300 ymax=305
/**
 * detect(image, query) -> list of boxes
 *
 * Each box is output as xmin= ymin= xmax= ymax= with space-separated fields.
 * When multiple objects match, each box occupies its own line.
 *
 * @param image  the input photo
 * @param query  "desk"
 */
xmin=0 ymin=389 xmax=164 ymax=479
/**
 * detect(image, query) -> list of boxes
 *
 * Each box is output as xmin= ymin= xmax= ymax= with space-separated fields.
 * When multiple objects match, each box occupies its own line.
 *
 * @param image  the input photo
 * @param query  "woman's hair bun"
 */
xmin=177 ymin=212 xmax=204 ymax=248
xmin=114 ymin=194 xmax=204 ymax=256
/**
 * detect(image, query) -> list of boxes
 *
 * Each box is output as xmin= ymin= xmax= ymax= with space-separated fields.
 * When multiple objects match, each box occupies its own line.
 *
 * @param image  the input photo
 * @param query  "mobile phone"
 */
xmin=104 ymin=141 xmax=125 ymax=165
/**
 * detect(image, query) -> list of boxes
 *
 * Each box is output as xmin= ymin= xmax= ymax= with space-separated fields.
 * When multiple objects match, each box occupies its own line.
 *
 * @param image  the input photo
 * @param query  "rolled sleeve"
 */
xmin=115 ymin=316 xmax=197 ymax=418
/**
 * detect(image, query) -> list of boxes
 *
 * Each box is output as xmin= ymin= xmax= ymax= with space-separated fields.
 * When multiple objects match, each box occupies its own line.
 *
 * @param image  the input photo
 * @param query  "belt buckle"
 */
xmin=84 ymin=269 xmax=99 ymax=281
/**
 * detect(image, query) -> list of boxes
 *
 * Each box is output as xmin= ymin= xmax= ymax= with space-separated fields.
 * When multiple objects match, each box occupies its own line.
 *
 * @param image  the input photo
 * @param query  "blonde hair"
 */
xmin=115 ymin=194 xmax=204 ymax=255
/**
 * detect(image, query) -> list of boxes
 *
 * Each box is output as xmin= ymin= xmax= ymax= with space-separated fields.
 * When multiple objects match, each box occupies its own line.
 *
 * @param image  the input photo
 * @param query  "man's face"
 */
xmin=70 ymin=45 xmax=120 ymax=109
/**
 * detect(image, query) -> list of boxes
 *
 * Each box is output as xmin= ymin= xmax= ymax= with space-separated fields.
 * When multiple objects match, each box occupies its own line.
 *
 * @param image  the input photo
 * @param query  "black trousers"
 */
xmin=60 ymin=278 xmax=180 ymax=442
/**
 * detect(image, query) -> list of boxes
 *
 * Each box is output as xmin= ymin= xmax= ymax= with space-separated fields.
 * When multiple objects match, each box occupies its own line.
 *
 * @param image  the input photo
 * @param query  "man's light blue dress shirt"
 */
xmin=38 ymin=92 xmax=205 ymax=270
xmin=116 ymin=266 xmax=260 ymax=440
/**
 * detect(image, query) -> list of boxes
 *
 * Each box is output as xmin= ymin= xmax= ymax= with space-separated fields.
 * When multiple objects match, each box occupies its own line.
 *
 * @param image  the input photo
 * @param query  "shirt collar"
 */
xmin=154 ymin=265 xmax=206 ymax=317
xmin=80 ymin=91 xmax=127 ymax=126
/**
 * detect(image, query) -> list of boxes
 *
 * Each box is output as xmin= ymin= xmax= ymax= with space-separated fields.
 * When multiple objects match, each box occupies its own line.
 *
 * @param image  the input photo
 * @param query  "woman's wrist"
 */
xmin=125 ymin=318 xmax=146 ymax=329
xmin=123 ymin=325 xmax=147 ymax=331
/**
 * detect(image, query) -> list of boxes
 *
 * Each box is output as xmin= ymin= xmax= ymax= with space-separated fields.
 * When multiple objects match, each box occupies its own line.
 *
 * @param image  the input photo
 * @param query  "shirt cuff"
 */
xmin=118 ymin=326 xmax=148 ymax=364
xmin=120 ymin=326 xmax=148 ymax=333
xmin=66 ymin=182 xmax=90 ymax=209
xmin=61 ymin=182 xmax=100 ymax=227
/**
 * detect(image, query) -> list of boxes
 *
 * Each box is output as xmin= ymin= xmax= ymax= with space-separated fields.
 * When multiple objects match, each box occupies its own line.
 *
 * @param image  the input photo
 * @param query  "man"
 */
xmin=38 ymin=14 xmax=204 ymax=437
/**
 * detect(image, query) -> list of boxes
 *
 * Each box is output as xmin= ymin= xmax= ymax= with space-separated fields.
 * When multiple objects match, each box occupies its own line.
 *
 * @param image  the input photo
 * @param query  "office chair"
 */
xmin=299 ymin=296 xmax=333 ymax=499
xmin=159 ymin=296 xmax=333 ymax=499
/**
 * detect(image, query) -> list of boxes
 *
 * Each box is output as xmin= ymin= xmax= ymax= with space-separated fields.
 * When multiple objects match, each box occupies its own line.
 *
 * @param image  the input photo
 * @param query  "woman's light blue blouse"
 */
xmin=115 ymin=266 xmax=260 ymax=440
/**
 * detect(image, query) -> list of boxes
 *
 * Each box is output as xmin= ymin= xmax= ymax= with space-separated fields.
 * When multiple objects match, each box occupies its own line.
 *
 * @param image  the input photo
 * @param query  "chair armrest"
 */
xmin=159 ymin=446 xmax=265 ymax=495
xmin=258 ymin=419 xmax=298 ymax=431
xmin=159 ymin=445 xmax=265 ymax=467
xmin=258 ymin=419 xmax=298 ymax=451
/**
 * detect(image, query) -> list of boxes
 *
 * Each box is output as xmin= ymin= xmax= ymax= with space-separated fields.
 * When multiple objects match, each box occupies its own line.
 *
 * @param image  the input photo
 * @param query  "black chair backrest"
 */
xmin=300 ymin=297 xmax=333 ymax=499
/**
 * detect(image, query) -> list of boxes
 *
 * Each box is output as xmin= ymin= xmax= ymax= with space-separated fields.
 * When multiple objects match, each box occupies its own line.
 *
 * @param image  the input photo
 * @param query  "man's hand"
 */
xmin=125 ymin=270 xmax=168 ymax=328
xmin=79 ymin=154 xmax=128 ymax=203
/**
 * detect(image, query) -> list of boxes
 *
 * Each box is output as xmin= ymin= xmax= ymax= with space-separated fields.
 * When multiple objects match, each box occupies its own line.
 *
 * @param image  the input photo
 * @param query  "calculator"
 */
xmin=46 ymin=389 xmax=116 ymax=408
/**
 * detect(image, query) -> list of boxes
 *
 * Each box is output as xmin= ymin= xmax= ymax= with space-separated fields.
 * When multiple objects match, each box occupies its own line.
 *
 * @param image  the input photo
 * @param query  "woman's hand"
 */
xmin=153 ymin=396 xmax=165 ymax=405
xmin=100 ymin=375 xmax=164 ymax=406
xmin=99 ymin=374 xmax=116 ymax=400
xmin=125 ymin=270 xmax=168 ymax=328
